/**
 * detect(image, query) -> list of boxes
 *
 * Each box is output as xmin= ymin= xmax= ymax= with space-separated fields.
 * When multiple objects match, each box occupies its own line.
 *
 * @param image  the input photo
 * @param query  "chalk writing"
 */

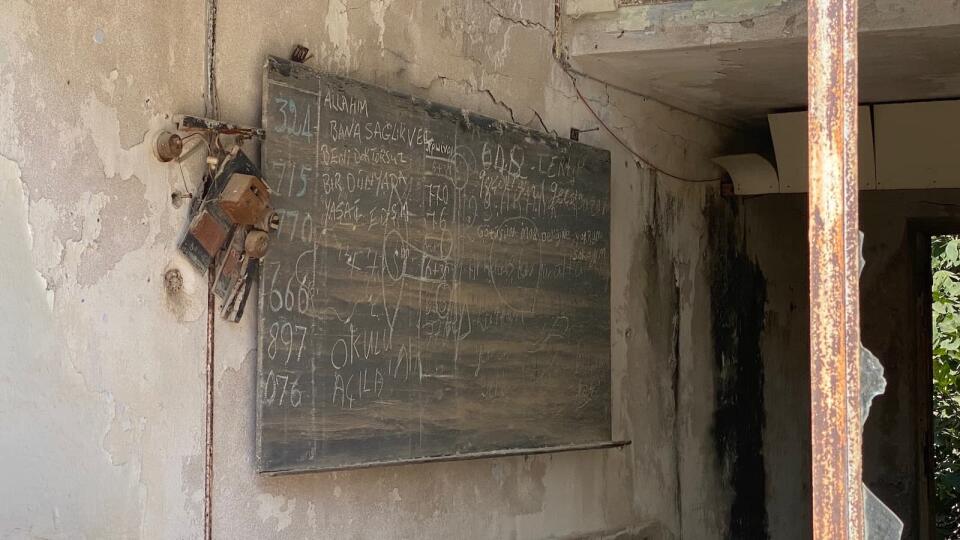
xmin=257 ymin=57 xmax=612 ymax=473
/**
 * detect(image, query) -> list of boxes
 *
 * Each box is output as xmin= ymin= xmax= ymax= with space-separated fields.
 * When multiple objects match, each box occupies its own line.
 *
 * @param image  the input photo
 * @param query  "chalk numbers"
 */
xmin=273 ymin=97 xmax=313 ymax=140
xmin=268 ymin=262 xmax=313 ymax=315
xmin=264 ymin=321 xmax=307 ymax=409
xmin=267 ymin=321 xmax=307 ymax=365
xmin=263 ymin=370 xmax=303 ymax=408
xmin=271 ymin=160 xmax=312 ymax=198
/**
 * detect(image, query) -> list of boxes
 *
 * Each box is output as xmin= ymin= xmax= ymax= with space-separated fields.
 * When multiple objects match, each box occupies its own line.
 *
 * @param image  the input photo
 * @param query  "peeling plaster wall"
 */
xmin=0 ymin=1 xmax=741 ymax=538
xmin=0 ymin=2 xmax=208 ymax=538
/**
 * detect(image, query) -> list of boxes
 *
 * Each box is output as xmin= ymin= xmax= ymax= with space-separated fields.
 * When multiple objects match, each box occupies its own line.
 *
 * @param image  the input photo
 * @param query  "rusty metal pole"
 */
xmin=808 ymin=0 xmax=863 ymax=538
xmin=203 ymin=0 xmax=218 ymax=538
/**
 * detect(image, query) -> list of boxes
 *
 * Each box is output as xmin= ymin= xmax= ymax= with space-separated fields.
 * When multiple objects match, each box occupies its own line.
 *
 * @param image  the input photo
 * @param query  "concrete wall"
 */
xmin=0 ymin=1 xmax=743 ymax=538
xmin=743 ymin=190 xmax=960 ymax=540
xmin=563 ymin=0 xmax=960 ymax=126
xmin=566 ymin=0 xmax=960 ymax=54
xmin=737 ymin=193 xmax=810 ymax=540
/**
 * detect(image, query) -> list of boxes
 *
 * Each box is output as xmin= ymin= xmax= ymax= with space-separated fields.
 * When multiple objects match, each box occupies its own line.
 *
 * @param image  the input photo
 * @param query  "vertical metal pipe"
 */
xmin=205 ymin=266 xmax=215 ymax=540
xmin=807 ymin=0 xmax=863 ymax=538
xmin=203 ymin=1 xmax=218 ymax=539
xmin=204 ymin=0 xmax=219 ymax=120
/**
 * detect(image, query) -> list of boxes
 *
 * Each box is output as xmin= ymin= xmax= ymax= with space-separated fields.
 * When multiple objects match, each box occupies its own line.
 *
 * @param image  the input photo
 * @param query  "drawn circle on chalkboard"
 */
xmin=383 ymin=229 xmax=408 ymax=282
xmin=487 ymin=216 xmax=542 ymax=315
xmin=449 ymin=148 xmax=475 ymax=191
xmin=434 ymin=281 xmax=453 ymax=317
xmin=434 ymin=226 xmax=454 ymax=261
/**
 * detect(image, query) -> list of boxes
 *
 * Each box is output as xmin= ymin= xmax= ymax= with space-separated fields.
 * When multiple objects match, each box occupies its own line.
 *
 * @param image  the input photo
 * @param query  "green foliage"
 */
xmin=933 ymin=235 xmax=960 ymax=538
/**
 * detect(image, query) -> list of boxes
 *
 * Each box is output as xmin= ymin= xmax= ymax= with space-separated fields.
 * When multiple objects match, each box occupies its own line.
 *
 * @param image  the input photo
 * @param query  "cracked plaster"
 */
xmin=0 ymin=1 xmax=739 ymax=538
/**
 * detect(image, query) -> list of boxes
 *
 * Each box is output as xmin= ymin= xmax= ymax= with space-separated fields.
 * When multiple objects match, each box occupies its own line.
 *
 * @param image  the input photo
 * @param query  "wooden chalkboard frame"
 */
xmin=256 ymin=56 xmax=622 ymax=474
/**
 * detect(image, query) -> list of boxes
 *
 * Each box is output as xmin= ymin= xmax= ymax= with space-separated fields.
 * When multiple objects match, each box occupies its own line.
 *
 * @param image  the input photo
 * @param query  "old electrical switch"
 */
xmin=154 ymin=131 xmax=183 ymax=162
xmin=166 ymin=115 xmax=275 ymax=322
xmin=244 ymin=230 xmax=269 ymax=259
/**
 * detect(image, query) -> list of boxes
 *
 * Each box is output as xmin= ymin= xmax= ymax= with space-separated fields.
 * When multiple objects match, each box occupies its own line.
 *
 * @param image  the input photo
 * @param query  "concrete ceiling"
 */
xmin=571 ymin=24 xmax=960 ymax=127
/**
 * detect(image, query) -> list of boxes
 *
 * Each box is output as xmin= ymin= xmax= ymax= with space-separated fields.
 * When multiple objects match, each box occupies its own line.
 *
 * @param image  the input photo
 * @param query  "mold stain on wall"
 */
xmin=709 ymin=198 xmax=769 ymax=539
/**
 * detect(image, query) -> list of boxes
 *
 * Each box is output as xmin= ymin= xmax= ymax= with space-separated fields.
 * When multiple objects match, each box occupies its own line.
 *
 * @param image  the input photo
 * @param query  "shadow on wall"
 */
xmin=709 ymin=197 xmax=770 ymax=539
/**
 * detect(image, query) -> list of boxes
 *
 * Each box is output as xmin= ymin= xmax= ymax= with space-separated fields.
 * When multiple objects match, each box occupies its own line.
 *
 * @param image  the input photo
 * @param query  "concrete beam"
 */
xmin=567 ymin=0 xmax=960 ymax=59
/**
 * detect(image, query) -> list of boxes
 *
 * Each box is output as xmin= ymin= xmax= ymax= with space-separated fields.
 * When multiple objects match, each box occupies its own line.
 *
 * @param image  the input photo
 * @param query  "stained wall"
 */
xmin=0 ymin=1 xmax=744 ymax=538
xmin=743 ymin=190 xmax=960 ymax=540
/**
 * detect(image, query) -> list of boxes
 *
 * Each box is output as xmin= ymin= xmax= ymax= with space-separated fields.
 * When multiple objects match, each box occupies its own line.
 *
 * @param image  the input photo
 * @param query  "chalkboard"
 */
xmin=257 ymin=56 xmax=613 ymax=473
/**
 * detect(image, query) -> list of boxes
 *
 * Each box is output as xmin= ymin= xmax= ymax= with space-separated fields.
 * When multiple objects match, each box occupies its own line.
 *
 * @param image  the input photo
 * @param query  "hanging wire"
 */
xmin=176 ymin=161 xmax=193 ymax=199
xmin=173 ymin=132 xmax=214 ymax=199
xmin=562 ymin=69 xmax=723 ymax=184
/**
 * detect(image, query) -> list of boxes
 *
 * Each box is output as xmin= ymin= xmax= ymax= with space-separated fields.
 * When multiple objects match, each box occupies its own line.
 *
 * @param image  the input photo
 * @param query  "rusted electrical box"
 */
xmin=181 ymin=148 xmax=276 ymax=321
xmin=219 ymin=173 xmax=270 ymax=225
xmin=158 ymin=115 xmax=275 ymax=322
xmin=181 ymin=150 xmax=266 ymax=269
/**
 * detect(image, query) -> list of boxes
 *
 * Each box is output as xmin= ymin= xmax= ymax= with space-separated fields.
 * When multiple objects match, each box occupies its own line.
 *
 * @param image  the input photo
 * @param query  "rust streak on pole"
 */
xmin=808 ymin=0 xmax=863 ymax=538
xmin=203 ymin=0 xmax=218 ymax=536
xmin=205 ymin=264 xmax=215 ymax=540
